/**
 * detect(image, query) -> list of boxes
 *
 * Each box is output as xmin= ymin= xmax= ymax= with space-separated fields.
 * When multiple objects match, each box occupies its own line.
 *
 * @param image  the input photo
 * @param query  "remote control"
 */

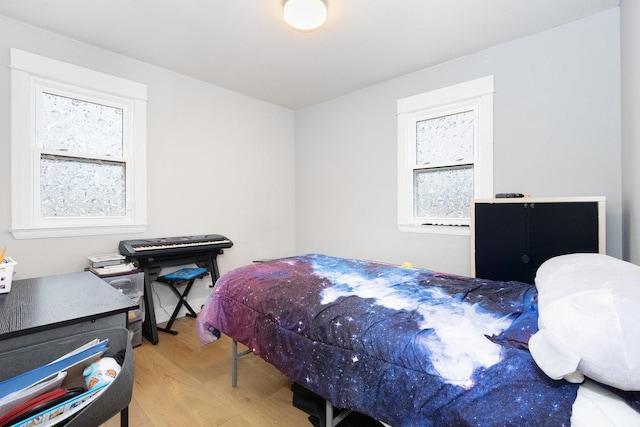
xmin=495 ymin=193 xmax=525 ymax=198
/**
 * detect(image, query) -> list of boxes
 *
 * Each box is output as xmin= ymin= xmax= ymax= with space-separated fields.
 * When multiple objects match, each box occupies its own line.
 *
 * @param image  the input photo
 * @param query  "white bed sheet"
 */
xmin=572 ymin=380 xmax=639 ymax=427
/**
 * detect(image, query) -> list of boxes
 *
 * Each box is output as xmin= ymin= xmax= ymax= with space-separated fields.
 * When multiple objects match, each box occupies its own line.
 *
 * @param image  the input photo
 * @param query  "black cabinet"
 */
xmin=471 ymin=197 xmax=605 ymax=284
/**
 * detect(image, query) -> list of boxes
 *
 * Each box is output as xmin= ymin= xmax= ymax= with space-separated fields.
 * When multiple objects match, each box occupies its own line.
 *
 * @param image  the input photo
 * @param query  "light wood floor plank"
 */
xmin=100 ymin=316 xmax=310 ymax=427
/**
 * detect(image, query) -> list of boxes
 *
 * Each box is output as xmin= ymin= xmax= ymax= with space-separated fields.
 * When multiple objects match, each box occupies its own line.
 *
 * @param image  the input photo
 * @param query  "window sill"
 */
xmin=11 ymin=225 xmax=147 ymax=240
xmin=397 ymin=223 xmax=470 ymax=236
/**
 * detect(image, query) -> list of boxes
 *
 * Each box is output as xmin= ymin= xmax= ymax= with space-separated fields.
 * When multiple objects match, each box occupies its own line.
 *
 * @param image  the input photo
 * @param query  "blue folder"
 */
xmin=0 ymin=340 xmax=108 ymax=399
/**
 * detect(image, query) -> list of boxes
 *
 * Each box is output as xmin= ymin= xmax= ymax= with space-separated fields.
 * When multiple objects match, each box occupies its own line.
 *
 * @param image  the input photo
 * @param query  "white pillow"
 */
xmin=528 ymin=253 xmax=640 ymax=391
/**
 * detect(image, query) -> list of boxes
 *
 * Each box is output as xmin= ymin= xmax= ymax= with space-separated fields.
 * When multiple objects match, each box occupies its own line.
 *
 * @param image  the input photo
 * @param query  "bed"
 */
xmin=196 ymin=253 xmax=640 ymax=426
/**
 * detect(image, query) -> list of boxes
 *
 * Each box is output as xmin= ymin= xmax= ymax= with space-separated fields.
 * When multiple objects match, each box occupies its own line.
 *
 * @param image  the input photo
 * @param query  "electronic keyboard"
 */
xmin=118 ymin=234 xmax=233 ymax=258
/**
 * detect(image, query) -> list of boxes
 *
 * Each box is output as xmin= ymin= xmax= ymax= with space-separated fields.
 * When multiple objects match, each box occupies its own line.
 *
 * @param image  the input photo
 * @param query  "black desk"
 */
xmin=0 ymin=272 xmax=138 ymax=427
xmin=0 ymin=272 xmax=136 ymax=339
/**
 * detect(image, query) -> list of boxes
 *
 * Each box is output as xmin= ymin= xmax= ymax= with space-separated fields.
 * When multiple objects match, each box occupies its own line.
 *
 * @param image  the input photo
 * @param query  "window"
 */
xmin=10 ymin=48 xmax=147 ymax=239
xmin=397 ymin=76 xmax=494 ymax=234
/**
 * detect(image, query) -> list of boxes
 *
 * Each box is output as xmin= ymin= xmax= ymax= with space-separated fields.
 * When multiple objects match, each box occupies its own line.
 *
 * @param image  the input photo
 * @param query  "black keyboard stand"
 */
xmin=156 ymin=270 xmax=209 ymax=335
xmin=133 ymin=249 xmax=224 ymax=344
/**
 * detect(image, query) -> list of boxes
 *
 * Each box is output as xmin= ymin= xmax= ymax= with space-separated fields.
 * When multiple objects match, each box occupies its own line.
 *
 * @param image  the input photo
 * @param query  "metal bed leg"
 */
xmin=325 ymin=401 xmax=333 ymax=427
xmin=232 ymin=340 xmax=239 ymax=387
xmin=325 ymin=400 xmax=351 ymax=427
xmin=231 ymin=339 xmax=252 ymax=387
xmin=230 ymin=340 xmax=356 ymax=426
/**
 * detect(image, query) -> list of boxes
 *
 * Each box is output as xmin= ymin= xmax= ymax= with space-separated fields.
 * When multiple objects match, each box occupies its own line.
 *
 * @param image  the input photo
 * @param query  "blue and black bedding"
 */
xmin=197 ymin=254 xmax=579 ymax=426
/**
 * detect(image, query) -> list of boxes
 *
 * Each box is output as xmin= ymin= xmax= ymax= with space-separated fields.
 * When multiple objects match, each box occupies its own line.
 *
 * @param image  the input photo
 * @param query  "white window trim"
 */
xmin=10 ymin=48 xmax=148 ymax=239
xmin=397 ymin=76 xmax=494 ymax=235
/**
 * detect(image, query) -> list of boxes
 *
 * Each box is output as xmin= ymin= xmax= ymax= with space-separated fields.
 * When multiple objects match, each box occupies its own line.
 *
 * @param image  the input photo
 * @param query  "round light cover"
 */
xmin=284 ymin=0 xmax=327 ymax=31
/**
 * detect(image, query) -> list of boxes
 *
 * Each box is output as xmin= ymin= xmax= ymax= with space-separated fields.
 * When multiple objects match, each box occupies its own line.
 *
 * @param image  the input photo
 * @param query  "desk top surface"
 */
xmin=0 ymin=271 xmax=137 ymax=340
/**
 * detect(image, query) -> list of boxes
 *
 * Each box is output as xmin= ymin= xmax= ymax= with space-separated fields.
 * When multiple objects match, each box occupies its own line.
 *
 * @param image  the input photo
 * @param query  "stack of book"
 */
xmin=87 ymin=253 xmax=137 ymax=277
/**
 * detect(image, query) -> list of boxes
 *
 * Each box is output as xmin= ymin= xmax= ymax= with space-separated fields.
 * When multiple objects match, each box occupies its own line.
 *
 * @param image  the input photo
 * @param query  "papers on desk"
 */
xmin=0 ymin=339 xmax=110 ymax=426
xmin=87 ymin=252 xmax=138 ymax=277
xmin=87 ymin=253 xmax=126 ymax=269
xmin=89 ymin=262 xmax=138 ymax=277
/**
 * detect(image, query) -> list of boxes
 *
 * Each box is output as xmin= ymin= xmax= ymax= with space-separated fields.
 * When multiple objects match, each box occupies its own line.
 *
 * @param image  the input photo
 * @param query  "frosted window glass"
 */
xmin=416 ymin=110 xmax=474 ymax=165
xmin=413 ymin=166 xmax=473 ymax=219
xmin=40 ymin=157 xmax=126 ymax=217
xmin=41 ymin=92 xmax=123 ymax=156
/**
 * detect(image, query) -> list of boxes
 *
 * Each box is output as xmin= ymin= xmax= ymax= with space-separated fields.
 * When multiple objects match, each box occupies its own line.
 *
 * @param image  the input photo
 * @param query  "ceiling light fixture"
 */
xmin=283 ymin=0 xmax=327 ymax=31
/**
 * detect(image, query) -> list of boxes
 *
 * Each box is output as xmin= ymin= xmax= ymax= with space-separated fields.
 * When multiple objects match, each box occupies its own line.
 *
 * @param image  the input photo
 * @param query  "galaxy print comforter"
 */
xmin=196 ymin=254 xmax=579 ymax=426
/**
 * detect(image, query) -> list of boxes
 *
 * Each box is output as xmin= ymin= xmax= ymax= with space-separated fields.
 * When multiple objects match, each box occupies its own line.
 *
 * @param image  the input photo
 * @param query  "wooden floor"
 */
xmin=100 ymin=317 xmax=311 ymax=427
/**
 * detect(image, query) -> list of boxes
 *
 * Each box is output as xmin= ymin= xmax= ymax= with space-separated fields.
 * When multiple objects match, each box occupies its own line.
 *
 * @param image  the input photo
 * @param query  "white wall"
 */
xmin=295 ymin=9 xmax=622 ymax=275
xmin=0 ymin=7 xmax=630 ymax=322
xmin=621 ymin=0 xmax=640 ymax=264
xmin=0 ymin=16 xmax=296 ymax=319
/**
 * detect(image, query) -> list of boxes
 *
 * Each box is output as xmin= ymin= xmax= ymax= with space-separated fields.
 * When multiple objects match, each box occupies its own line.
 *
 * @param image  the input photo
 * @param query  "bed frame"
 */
xmin=232 ymin=339 xmax=360 ymax=427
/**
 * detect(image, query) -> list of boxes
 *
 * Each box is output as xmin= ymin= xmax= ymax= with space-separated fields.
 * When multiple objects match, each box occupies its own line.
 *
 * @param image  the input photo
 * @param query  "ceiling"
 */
xmin=0 ymin=0 xmax=620 ymax=110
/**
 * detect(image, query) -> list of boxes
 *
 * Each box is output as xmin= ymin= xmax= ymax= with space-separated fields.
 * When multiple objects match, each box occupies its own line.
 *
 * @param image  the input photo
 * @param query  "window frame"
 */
xmin=10 ymin=48 xmax=148 ymax=239
xmin=397 ymin=76 xmax=494 ymax=235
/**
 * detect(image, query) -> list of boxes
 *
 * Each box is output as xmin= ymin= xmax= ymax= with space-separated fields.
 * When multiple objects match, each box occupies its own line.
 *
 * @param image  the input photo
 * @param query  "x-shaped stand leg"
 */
xmin=157 ymin=279 xmax=198 ymax=335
